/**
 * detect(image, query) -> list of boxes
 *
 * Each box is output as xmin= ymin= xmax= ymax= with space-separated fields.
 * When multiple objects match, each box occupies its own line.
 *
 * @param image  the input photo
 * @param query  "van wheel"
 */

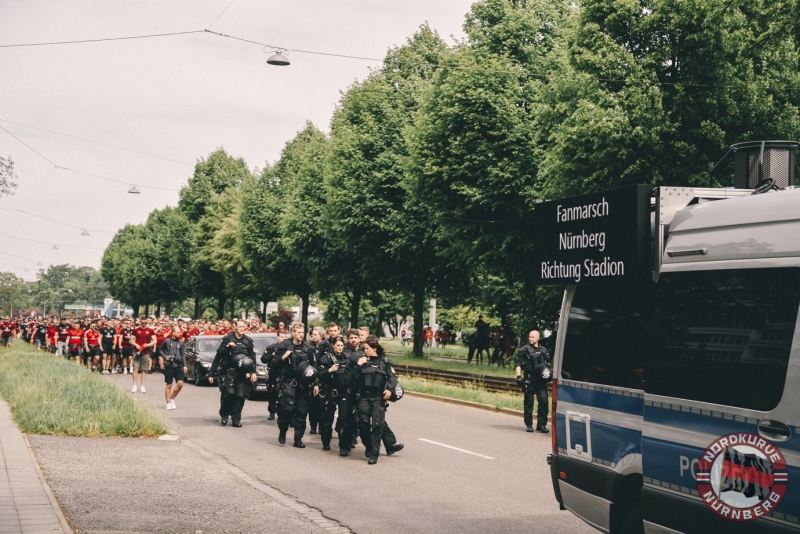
xmin=195 ymin=365 xmax=205 ymax=386
xmin=620 ymin=505 xmax=644 ymax=534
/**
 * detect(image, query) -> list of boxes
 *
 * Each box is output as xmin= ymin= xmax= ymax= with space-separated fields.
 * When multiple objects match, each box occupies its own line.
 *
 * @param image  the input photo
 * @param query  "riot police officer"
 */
xmin=308 ymin=327 xmax=326 ymax=434
xmin=209 ymin=319 xmax=257 ymax=427
xmin=270 ymin=323 xmax=319 ymax=448
xmin=351 ymin=335 xmax=403 ymax=464
xmin=262 ymin=331 xmax=285 ymax=420
xmin=317 ymin=336 xmax=354 ymax=454
xmin=515 ymin=330 xmax=551 ymax=433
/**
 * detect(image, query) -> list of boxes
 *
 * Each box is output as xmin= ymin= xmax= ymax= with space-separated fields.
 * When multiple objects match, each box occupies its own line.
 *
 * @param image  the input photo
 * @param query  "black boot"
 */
xmin=310 ymin=427 xmax=317 ymax=435
xmin=322 ymin=443 xmax=331 ymax=451
xmin=293 ymin=439 xmax=305 ymax=449
xmin=339 ymin=449 xmax=349 ymax=457
xmin=386 ymin=444 xmax=404 ymax=455
xmin=220 ymin=415 xmax=229 ymax=426
xmin=536 ymin=425 xmax=549 ymax=433
xmin=368 ymin=457 xmax=377 ymax=465
xmin=232 ymin=420 xmax=242 ymax=427
xmin=278 ymin=430 xmax=286 ymax=444
xmin=268 ymin=413 xmax=275 ymax=420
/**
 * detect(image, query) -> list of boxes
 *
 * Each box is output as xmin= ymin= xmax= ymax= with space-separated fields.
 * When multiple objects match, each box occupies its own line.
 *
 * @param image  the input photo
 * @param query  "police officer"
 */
xmin=317 ymin=336 xmax=354 ymax=454
xmin=262 ymin=331 xmax=285 ymax=420
xmin=209 ymin=319 xmax=257 ymax=427
xmin=270 ymin=323 xmax=319 ymax=448
xmin=515 ymin=330 xmax=551 ymax=433
xmin=351 ymin=335 xmax=403 ymax=465
xmin=307 ymin=327 xmax=326 ymax=434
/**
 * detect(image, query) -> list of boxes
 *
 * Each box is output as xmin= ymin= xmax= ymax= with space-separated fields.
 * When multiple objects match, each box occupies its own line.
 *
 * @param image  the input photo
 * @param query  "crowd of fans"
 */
xmin=0 ymin=314 xmax=287 ymax=375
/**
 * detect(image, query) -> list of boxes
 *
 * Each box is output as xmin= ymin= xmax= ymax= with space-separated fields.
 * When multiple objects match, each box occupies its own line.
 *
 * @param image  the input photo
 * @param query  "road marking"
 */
xmin=418 ymin=438 xmax=495 ymax=460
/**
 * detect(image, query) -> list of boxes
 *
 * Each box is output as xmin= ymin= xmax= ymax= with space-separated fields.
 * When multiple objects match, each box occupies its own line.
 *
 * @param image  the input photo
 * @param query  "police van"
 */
xmin=538 ymin=141 xmax=800 ymax=533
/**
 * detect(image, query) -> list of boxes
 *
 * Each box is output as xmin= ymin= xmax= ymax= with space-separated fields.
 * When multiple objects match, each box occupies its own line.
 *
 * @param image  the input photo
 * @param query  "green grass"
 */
xmin=386 ymin=353 xmax=517 ymax=378
xmin=400 ymin=376 xmax=524 ymax=412
xmin=382 ymin=337 xmax=470 ymax=359
xmin=0 ymin=344 xmax=167 ymax=437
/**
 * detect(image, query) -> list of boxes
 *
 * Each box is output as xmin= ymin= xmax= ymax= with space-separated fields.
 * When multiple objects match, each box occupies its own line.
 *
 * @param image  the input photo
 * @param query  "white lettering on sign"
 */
xmin=559 ymin=230 xmax=606 ymax=252
xmin=556 ymin=198 xmax=609 ymax=222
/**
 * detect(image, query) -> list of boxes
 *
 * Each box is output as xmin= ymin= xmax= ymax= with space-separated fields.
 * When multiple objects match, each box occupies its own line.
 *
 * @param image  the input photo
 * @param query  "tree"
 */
xmin=0 ymin=272 xmax=24 ymax=315
xmin=101 ymin=225 xmax=158 ymax=316
xmin=0 ymin=156 xmax=17 ymax=197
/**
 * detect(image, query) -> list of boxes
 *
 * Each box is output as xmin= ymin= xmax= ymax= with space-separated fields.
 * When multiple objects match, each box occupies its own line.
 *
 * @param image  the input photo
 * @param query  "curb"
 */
xmin=404 ymin=390 xmax=552 ymax=421
xmin=21 ymin=433 xmax=74 ymax=533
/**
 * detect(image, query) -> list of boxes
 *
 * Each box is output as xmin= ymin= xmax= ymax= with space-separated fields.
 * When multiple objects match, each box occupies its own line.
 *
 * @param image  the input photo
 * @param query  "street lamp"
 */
xmin=128 ymin=185 xmax=140 ymax=194
xmin=266 ymin=49 xmax=290 ymax=66
xmin=81 ymin=229 xmax=90 ymax=236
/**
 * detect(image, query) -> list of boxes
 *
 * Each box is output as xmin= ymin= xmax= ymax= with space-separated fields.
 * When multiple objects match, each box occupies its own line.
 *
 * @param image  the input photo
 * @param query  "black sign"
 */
xmin=533 ymin=185 xmax=651 ymax=285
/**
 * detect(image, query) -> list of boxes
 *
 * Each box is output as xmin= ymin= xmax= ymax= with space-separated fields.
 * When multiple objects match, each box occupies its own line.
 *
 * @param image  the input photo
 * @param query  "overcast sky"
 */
xmin=0 ymin=0 xmax=475 ymax=281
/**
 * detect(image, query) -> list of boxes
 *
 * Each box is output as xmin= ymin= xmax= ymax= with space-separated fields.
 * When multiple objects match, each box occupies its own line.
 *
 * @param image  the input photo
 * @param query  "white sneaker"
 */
xmin=111 ymin=369 xmax=117 ymax=374
xmin=166 ymin=403 xmax=173 ymax=410
xmin=140 ymin=386 xmax=146 ymax=394
xmin=169 ymin=401 xmax=176 ymax=409
xmin=123 ymin=368 xmax=128 ymax=375
xmin=131 ymin=385 xmax=137 ymax=393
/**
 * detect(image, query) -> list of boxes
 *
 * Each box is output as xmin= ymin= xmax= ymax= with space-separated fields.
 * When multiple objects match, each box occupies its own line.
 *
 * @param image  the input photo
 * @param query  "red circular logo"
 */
xmin=696 ymin=432 xmax=788 ymax=521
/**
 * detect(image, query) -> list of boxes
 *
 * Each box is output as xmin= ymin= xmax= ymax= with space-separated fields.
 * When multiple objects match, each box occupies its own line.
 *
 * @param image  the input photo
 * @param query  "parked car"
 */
xmin=185 ymin=333 xmax=277 ymax=393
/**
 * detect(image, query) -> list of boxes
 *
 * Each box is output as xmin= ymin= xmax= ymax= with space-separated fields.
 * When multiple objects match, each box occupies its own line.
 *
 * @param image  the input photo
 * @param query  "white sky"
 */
xmin=0 ymin=0 xmax=474 ymax=281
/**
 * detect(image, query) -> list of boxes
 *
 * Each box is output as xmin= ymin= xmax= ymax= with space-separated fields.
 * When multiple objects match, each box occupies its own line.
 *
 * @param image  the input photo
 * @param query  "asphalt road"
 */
xmin=108 ymin=372 xmax=594 ymax=534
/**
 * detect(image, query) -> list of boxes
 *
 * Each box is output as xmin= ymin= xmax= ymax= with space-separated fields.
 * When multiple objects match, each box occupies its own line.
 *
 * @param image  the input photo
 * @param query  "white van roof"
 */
xmin=662 ymin=187 xmax=800 ymax=271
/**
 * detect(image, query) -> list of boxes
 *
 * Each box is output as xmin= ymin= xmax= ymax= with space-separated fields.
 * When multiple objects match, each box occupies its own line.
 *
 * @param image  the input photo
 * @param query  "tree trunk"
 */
xmin=194 ymin=296 xmax=202 ymax=319
xmin=144 ymin=304 xmax=150 ymax=317
xmin=216 ymin=296 xmax=226 ymax=320
xmin=155 ymin=302 xmax=162 ymax=317
xmin=349 ymin=291 xmax=361 ymax=328
xmin=300 ymin=292 xmax=310 ymax=339
xmin=376 ymin=308 xmax=385 ymax=337
xmin=261 ymin=295 xmax=270 ymax=322
xmin=132 ymin=302 xmax=140 ymax=318
xmin=412 ymin=285 xmax=424 ymax=357
xmin=165 ymin=301 xmax=173 ymax=316
xmin=230 ymin=297 xmax=235 ymax=319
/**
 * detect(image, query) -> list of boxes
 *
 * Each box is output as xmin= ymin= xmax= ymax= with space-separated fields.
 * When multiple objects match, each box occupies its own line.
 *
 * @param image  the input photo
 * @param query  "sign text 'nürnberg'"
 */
xmin=533 ymin=185 xmax=650 ymax=285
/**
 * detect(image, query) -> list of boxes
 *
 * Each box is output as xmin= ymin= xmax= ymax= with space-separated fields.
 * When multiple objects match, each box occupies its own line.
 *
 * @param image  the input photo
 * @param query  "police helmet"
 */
xmin=233 ymin=354 xmax=255 ymax=374
xmin=389 ymin=383 xmax=404 ymax=402
xmin=297 ymin=361 xmax=319 ymax=385
xmin=535 ymin=362 xmax=554 ymax=383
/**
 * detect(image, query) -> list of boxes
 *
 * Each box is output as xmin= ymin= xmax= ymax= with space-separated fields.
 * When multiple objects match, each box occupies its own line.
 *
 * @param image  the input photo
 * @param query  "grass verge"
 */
xmin=382 ymin=338 xmax=470 ymax=359
xmin=400 ymin=376 xmax=525 ymax=412
xmin=0 ymin=343 xmax=167 ymax=437
xmin=387 ymin=353 xmax=516 ymax=378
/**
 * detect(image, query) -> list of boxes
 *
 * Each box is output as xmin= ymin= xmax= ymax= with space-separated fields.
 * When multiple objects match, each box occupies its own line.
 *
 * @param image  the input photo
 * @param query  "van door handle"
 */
xmin=758 ymin=420 xmax=791 ymax=441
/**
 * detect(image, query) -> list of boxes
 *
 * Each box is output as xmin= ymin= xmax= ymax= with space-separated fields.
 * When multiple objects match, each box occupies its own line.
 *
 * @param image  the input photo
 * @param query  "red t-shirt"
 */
xmin=47 ymin=326 xmax=57 ymax=342
xmin=85 ymin=330 xmax=100 ymax=346
xmin=0 ymin=322 xmax=14 ymax=338
xmin=133 ymin=327 xmax=155 ymax=354
xmin=119 ymin=327 xmax=133 ymax=348
xmin=68 ymin=329 xmax=84 ymax=345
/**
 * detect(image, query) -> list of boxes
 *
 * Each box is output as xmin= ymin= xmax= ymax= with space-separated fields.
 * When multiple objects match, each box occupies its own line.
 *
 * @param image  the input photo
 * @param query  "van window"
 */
xmin=645 ymin=268 xmax=798 ymax=411
xmin=561 ymin=282 xmax=647 ymax=389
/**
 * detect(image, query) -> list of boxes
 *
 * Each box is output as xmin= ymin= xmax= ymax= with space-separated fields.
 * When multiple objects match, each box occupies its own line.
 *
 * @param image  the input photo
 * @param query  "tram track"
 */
xmin=390 ymin=364 xmax=520 ymax=394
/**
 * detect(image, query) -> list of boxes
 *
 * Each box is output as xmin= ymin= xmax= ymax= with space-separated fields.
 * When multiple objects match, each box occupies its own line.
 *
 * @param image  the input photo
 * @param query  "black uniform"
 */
xmin=515 ymin=343 xmax=551 ymax=430
xmin=316 ymin=346 xmax=354 ymax=452
xmin=99 ymin=325 xmax=116 ymax=355
xmin=210 ymin=332 xmax=256 ymax=425
xmin=262 ymin=341 xmax=282 ymax=418
xmin=270 ymin=339 xmax=317 ymax=445
xmin=342 ymin=345 xmax=364 ymax=446
xmin=350 ymin=354 xmax=399 ymax=462
xmin=307 ymin=341 xmax=324 ymax=434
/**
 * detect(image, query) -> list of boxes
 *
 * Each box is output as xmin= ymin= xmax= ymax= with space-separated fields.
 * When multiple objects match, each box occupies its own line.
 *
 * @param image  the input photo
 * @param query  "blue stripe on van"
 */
xmin=642 ymin=437 xmax=800 ymax=521
xmin=555 ymin=412 xmax=641 ymax=467
xmin=558 ymin=383 xmax=643 ymax=415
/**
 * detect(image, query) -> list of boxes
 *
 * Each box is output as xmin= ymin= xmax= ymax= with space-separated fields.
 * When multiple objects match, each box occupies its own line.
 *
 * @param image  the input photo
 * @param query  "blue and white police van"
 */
xmin=538 ymin=141 xmax=800 ymax=533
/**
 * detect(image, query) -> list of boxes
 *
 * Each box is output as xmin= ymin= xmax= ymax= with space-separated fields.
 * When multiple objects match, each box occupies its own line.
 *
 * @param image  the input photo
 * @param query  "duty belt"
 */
xmin=330 ymin=389 xmax=339 ymax=397
xmin=289 ymin=379 xmax=298 ymax=387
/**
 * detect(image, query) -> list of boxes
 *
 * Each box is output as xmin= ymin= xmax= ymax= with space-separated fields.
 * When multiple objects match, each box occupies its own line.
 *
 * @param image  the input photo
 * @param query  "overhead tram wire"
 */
xmin=0 ymin=125 xmax=182 ymax=192
xmin=0 ymin=250 xmax=47 ymax=265
xmin=207 ymin=0 xmax=238 ymax=30
xmin=0 ymin=230 xmax=104 ymax=251
xmin=0 ymin=30 xmax=205 ymax=48
xmin=0 ymin=118 xmax=193 ymax=166
xmin=0 ymin=208 xmax=114 ymax=234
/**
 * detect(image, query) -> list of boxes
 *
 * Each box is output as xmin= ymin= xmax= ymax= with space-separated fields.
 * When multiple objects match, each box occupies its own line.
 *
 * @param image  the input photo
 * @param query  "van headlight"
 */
xmin=200 ymin=361 xmax=212 ymax=368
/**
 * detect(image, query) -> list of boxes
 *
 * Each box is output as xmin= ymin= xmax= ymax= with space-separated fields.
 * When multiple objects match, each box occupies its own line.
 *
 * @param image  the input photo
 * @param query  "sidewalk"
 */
xmin=0 ymin=397 xmax=71 ymax=534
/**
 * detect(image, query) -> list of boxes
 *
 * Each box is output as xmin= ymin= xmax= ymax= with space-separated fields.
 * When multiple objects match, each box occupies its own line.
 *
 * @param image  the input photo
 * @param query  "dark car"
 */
xmin=185 ymin=333 xmax=277 ymax=393
xmin=185 ymin=336 xmax=223 ymax=385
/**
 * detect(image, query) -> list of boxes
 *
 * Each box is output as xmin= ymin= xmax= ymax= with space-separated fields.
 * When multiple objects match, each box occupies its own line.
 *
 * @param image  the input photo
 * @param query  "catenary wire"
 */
xmin=0 ymin=30 xmax=205 ymax=48
xmin=207 ymin=0 xmax=237 ymax=30
xmin=0 ymin=230 xmax=104 ymax=250
xmin=0 ymin=118 xmax=192 ymax=166
xmin=0 ymin=208 xmax=114 ymax=233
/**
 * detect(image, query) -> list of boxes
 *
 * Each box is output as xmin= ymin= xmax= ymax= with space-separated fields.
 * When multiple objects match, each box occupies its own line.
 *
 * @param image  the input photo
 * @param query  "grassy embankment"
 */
xmin=0 ymin=343 xmax=167 ymax=437
xmin=380 ymin=338 xmax=525 ymax=411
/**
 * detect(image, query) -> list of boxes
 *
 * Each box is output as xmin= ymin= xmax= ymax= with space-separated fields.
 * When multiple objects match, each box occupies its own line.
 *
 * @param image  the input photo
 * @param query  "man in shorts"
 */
xmin=118 ymin=319 xmax=134 ymax=374
xmin=99 ymin=320 xmax=116 ymax=373
xmin=84 ymin=322 xmax=102 ymax=371
xmin=55 ymin=317 xmax=69 ymax=356
xmin=160 ymin=326 xmax=187 ymax=410
xmin=131 ymin=318 xmax=156 ymax=393
xmin=0 ymin=318 xmax=15 ymax=349
xmin=68 ymin=322 xmax=84 ymax=363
